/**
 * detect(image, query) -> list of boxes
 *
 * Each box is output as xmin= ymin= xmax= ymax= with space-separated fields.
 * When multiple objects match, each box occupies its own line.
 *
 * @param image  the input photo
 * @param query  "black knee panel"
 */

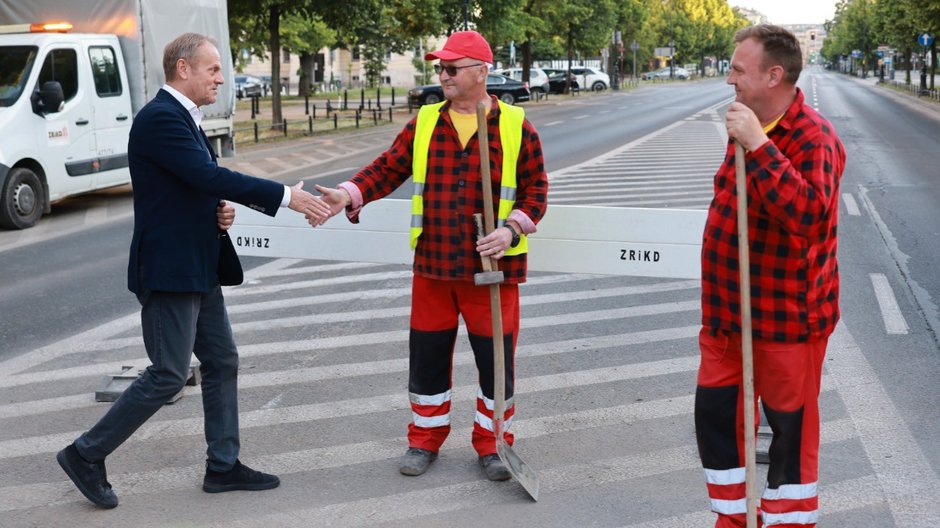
xmin=468 ymin=331 xmax=515 ymax=400
xmin=409 ymin=328 xmax=458 ymax=395
xmin=695 ymin=385 xmax=740 ymax=470
xmin=762 ymin=402 xmax=804 ymax=488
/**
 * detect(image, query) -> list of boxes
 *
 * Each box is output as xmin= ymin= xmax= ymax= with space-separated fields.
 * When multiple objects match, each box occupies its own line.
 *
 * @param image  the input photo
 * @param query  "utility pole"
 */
xmin=463 ymin=0 xmax=469 ymax=31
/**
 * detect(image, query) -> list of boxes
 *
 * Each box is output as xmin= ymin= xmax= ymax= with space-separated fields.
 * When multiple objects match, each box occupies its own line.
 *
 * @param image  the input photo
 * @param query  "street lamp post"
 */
xmin=669 ymin=39 xmax=675 ymax=79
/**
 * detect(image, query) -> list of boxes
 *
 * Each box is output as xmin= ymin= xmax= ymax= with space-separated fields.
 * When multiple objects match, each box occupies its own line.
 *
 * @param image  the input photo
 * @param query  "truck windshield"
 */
xmin=0 ymin=46 xmax=38 ymax=108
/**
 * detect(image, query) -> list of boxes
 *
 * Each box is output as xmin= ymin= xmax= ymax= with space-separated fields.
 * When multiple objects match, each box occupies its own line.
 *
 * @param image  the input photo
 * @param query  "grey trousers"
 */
xmin=75 ymin=284 xmax=240 ymax=471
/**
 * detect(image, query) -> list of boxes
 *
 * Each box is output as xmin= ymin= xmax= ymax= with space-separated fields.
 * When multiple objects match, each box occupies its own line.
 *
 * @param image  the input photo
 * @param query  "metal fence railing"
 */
xmin=878 ymin=78 xmax=940 ymax=102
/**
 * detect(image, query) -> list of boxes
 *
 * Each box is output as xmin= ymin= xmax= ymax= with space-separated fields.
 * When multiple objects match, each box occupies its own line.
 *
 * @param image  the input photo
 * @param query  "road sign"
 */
xmin=631 ymin=40 xmax=639 ymax=52
xmin=919 ymin=33 xmax=934 ymax=47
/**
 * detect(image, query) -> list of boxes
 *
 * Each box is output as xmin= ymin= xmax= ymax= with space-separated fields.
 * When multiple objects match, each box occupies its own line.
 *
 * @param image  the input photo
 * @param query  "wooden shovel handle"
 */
xmin=735 ymin=141 xmax=758 ymax=528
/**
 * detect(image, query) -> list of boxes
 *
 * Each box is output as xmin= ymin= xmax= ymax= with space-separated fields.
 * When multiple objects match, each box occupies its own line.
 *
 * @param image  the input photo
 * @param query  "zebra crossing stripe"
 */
xmin=619 ymin=475 xmax=884 ymax=528
xmin=0 ymin=324 xmax=701 ymax=429
xmin=206 ymin=419 xmax=859 ymax=528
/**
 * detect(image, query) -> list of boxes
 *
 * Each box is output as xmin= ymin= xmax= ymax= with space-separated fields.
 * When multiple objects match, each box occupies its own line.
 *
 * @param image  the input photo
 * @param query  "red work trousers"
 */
xmin=695 ymin=327 xmax=828 ymax=527
xmin=407 ymin=275 xmax=519 ymax=456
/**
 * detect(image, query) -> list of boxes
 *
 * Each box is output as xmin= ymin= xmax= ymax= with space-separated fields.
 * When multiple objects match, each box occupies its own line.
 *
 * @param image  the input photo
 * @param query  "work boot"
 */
xmin=203 ymin=460 xmax=280 ymax=493
xmin=398 ymin=447 xmax=438 ymax=476
xmin=56 ymin=443 xmax=119 ymax=508
xmin=479 ymin=454 xmax=511 ymax=481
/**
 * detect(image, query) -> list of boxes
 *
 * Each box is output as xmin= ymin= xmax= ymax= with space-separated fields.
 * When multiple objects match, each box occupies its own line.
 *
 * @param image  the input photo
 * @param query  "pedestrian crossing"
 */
xmin=548 ymin=100 xmax=730 ymax=210
xmin=0 ymin=254 xmax=938 ymax=527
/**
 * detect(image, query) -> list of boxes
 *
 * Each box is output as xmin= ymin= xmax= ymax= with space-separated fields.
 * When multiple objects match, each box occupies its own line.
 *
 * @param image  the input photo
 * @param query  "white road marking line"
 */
xmin=620 ymin=475 xmax=885 ymax=527
xmin=261 ymin=393 xmax=284 ymax=410
xmin=573 ymin=114 xmax=589 ymax=120
xmin=828 ymin=323 xmax=940 ymax=525
xmin=209 ymin=418 xmax=856 ymax=528
xmin=842 ymin=192 xmax=861 ymax=216
xmin=0 ymin=324 xmax=701 ymax=418
xmin=869 ymin=273 xmax=909 ymax=334
xmin=543 ymin=120 xmax=564 ymax=126
xmin=0 ymin=298 xmax=700 ymax=389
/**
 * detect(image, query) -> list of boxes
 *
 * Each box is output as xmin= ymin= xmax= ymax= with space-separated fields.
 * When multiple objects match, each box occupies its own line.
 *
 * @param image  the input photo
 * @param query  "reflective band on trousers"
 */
xmin=410 ymin=100 xmax=528 ymax=256
xmin=710 ymin=498 xmax=747 ymax=515
xmin=762 ymin=510 xmax=819 ymax=525
xmin=761 ymin=482 xmax=817 ymax=501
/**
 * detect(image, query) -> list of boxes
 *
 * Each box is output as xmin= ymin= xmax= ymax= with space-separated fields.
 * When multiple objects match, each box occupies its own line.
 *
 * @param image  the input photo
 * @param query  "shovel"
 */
xmin=474 ymin=100 xmax=540 ymax=501
xmin=735 ymin=142 xmax=758 ymax=528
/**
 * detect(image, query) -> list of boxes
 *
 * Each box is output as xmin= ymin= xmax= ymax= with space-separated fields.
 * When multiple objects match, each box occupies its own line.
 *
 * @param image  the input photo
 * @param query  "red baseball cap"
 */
xmin=424 ymin=31 xmax=493 ymax=64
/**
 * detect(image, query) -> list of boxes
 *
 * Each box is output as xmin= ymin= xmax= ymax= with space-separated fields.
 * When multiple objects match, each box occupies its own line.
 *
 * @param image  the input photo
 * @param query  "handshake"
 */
xmin=216 ymin=181 xmax=351 ymax=230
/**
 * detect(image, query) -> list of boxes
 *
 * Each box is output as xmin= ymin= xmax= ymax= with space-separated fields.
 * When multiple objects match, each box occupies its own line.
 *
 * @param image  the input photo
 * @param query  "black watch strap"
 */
xmin=505 ymin=224 xmax=521 ymax=248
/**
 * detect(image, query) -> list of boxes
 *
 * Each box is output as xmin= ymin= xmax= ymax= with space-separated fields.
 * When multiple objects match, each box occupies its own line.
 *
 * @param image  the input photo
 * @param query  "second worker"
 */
xmin=317 ymin=30 xmax=548 ymax=481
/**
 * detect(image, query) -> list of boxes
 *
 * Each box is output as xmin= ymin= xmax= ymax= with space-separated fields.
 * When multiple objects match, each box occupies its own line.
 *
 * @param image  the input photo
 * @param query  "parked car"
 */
xmin=568 ymin=66 xmax=610 ymax=91
xmin=234 ymin=74 xmax=263 ymax=99
xmin=542 ymin=68 xmax=580 ymax=94
xmin=642 ymin=67 xmax=690 ymax=80
xmin=495 ymin=67 xmax=551 ymax=94
xmin=408 ymin=74 xmax=531 ymax=106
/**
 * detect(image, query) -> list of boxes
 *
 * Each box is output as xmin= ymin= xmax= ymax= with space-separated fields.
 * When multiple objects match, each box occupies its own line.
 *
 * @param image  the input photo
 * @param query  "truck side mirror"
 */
xmin=30 ymin=81 xmax=65 ymax=115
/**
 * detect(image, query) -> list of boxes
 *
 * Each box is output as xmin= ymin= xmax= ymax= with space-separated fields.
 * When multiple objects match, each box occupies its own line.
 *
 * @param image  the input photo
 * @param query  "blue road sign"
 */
xmin=919 ymin=33 xmax=934 ymax=47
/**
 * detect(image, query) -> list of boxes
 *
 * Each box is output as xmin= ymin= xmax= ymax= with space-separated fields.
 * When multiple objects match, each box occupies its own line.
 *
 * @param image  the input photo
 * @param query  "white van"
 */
xmin=0 ymin=0 xmax=235 ymax=230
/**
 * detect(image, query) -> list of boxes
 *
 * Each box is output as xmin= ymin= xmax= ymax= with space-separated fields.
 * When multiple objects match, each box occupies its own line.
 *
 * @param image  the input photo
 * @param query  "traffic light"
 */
xmin=810 ymin=31 xmax=816 ymax=41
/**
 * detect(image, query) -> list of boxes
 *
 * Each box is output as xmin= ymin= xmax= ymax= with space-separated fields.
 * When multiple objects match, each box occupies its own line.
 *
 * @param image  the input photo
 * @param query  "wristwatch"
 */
xmin=505 ymin=224 xmax=521 ymax=248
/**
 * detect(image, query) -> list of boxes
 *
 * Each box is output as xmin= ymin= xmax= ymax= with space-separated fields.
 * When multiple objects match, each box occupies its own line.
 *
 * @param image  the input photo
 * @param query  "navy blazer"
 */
xmin=127 ymin=89 xmax=283 ymax=294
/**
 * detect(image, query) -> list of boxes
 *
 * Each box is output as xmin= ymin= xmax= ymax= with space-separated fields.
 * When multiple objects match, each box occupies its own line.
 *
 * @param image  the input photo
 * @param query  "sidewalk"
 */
xmin=847 ymin=69 xmax=940 ymax=117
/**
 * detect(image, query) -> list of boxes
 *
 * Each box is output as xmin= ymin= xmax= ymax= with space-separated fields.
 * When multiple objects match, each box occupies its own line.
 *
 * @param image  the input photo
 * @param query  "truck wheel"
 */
xmin=0 ymin=168 xmax=45 ymax=229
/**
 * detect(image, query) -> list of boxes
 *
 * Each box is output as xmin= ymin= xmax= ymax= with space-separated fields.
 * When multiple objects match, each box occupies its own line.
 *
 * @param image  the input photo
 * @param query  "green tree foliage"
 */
xmin=825 ymin=0 xmax=939 ymax=86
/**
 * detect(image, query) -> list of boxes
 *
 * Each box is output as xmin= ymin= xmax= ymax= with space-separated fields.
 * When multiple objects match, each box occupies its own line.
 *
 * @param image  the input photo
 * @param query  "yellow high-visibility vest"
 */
xmin=410 ymin=100 xmax=528 ymax=256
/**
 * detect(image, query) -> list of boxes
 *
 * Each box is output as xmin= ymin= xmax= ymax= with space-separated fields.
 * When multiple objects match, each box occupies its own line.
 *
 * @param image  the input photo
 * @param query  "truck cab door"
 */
xmin=85 ymin=41 xmax=131 ymax=187
xmin=35 ymin=44 xmax=97 ymax=200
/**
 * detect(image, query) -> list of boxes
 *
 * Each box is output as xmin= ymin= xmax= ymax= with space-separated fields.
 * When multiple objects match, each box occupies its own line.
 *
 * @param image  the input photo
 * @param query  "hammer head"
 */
xmin=474 ymin=270 xmax=505 ymax=286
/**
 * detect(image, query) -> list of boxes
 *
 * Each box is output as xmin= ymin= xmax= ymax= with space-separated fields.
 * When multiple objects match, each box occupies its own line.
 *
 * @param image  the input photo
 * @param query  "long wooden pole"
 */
xmin=735 ymin=142 xmax=758 ymax=528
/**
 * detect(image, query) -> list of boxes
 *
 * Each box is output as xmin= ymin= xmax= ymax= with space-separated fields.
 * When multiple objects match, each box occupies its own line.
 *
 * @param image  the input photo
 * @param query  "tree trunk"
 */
xmin=932 ymin=41 xmax=936 ymax=91
xmin=269 ymin=4 xmax=282 ymax=128
xmin=566 ymin=28 xmax=573 ymax=93
xmin=298 ymin=52 xmax=312 ymax=97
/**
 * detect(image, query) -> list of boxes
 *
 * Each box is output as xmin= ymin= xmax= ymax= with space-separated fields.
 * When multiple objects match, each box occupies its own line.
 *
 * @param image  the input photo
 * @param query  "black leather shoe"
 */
xmin=479 ymin=454 xmax=511 ymax=481
xmin=398 ymin=447 xmax=438 ymax=476
xmin=56 ymin=444 xmax=118 ymax=508
xmin=203 ymin=460 xmax=280 ymax=493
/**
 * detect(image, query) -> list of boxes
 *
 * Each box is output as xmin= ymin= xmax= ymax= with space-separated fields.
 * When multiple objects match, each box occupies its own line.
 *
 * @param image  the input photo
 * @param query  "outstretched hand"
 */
xmin=288 ymin=181 xmax=332 ymax=227
xmin=314 ymin=184 xmax=351 ymax=218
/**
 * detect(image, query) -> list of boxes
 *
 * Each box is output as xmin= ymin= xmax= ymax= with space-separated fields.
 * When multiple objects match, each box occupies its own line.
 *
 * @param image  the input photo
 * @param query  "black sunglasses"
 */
xmin=433 ymin=63 xmax=484 ymax=76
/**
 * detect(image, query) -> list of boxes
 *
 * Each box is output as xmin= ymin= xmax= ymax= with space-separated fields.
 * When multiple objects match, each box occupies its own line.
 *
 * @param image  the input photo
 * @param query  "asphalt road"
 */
xmin=1 ymin=72 xmax=939 ymax=527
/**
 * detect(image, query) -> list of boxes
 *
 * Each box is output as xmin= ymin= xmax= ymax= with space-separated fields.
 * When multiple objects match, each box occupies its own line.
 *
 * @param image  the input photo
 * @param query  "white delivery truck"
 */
xmin=0 ymin=0 xmax=236 ymax=229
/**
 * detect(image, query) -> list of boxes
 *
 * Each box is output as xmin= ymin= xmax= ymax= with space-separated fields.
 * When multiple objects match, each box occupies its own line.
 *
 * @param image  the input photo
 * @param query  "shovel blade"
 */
xmin=496 ymin=433 xmax=540 ymax=501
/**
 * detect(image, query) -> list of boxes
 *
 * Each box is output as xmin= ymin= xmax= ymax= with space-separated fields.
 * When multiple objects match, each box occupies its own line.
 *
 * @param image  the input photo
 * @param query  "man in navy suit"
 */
xmin=56 ymin=33 xmax=330 ymax=508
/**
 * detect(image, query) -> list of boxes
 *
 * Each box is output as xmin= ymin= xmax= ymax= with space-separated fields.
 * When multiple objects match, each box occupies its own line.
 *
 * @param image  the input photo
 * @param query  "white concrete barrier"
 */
xmin=230 ymin=199 xmax=706 ymax=279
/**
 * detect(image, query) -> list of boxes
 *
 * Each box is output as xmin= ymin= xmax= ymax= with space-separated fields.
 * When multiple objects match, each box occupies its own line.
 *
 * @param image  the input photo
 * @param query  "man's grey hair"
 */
xmin=163 ymin=32 xmax=217 ymax=81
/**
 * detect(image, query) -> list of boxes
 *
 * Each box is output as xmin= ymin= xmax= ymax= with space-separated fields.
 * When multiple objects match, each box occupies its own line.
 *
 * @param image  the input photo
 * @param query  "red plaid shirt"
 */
xmin=702 ymin=89 xmax=846 ymax=342
xmin=345 ymin=97 xmax=548 ymax=283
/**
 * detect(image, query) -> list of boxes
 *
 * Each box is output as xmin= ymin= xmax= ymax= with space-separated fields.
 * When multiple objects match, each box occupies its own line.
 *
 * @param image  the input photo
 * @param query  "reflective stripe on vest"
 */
xmin=410 ymin=100 xmax=528 ymax=256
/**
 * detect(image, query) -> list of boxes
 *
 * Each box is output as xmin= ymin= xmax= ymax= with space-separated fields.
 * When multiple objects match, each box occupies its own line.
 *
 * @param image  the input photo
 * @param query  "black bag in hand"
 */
xmin=217 ymin=231 xmax=244 ymax=286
